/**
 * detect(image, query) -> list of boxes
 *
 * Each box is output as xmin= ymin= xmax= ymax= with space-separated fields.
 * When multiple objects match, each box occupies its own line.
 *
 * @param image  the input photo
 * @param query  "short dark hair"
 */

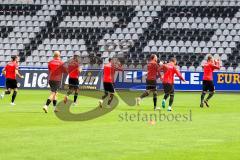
xmin=73 ymin=55 xmax=79 ymax=59
xmin=169 ymin=57 xmax=176 ymax=62
xmin=150 ymin=54 xmax=156 ymax=60
xmin=11 ymin=56 xmax=17 ymax=61
xmin=108 ymin=58 xmax=112 ymax=62
xmin=207 ymin=55 xmax=213 ymax=61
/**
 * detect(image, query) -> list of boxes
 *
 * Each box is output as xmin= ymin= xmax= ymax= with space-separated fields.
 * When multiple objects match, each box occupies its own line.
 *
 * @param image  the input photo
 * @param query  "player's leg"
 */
xmin=168 ymin=93 xmax=174 ymax=111
xmin=136 ymin=90 xmax=150 ymax=106
xmin=106 ymin=83 xmax=115 ymax=108
xmin=200 ymin=92 xmax=206 ymax=107
xmin=64 ymin=88 xmax=73 ymax=104
xmin=73 ymin=78 xmax=80 ymax=105
xmin=0 ymin=87 xmax=4 ymax=99
xmin=43 ymin=81 xmax=59 ymax=113
xmin=1 ymin=79 xmax=11 ymax=99
xmin=200 ymin=80 xmax=208 ymax=108
xmin=162 ymin=83 xmax=170 ymax=109
xmin=204 ymin=81 xmax=215 ymax=107
xmin=43 ymin=91 xmax=54 ymax=113
xmin=167 ymin=85 xmax=175 ymax=111
xmin=99 ymin=82 xmax=109 ymax=108
xmin=136 ymin=80 xmax=152 ymax=106
xmin=153 ymin=90 xmax=160 ymax=110
xmin=1 ymin=89 xmax=11 ymax=99
xmin=9 ymin=79 xmax=18 ymax=105
xmin=10 ymin=88 xmax=18 ymax=105
xmin=204 ymin=91 xmax=214 ymax=107
xmin=73 ymin=88 xmax=79 ymax=105
xmin=162 ymin=93 xmax=169 ymax=108
xmin=102 ymin=91 xmax=108 ymax=100
xmin=53 ymin=92 xmax=58 ymax=112
xmin=64 ymin=78 xmax=73 ymax=104
xmin=107 ymin=93 xmax=114 ymax=108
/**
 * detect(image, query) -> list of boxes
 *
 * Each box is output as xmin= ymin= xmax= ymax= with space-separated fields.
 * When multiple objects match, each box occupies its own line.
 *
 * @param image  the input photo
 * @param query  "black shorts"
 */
xmin=69 ymin=78 xmax=79 ymax=90
xmin=202 ymin=80 xmax=215 ymax=92
xmin=163 ymin=83 xmax=174 ymax=94
xmin=6 ymin=78 xmax=17 ymax=89
xmin=103 ymin=82 xmax=115 ymax=93
xmin=49 ymin=80 xmax=61 ymax=92
xmin=146 ymin=80 xmax=157 ymax=91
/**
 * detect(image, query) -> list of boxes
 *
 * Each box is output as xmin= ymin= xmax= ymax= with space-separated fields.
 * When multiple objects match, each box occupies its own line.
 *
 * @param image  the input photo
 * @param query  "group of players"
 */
xmin=136 ymin=54 xmax=220 ymax=111
xmin=0 ymin=51 xmax=220 ymax=112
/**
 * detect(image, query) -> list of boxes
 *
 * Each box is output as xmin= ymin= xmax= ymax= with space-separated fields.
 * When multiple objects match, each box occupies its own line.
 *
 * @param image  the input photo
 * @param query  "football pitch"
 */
xmin=0 ymin=90 xmax=239 ymax=160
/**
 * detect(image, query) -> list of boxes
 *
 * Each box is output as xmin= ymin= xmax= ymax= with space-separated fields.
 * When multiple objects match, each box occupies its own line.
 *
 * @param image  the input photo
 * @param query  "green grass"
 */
xmin=0 ymin=90 xmax=239 ymax=160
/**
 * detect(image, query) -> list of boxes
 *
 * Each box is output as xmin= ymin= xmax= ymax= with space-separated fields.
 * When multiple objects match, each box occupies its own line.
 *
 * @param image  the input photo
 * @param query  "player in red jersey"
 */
xmin=200 ymin=55 xmax=220 ymax=108
xmin=161 ymin=58 xmax=185 ymax=111
xmin=0 ymin=56 xmax=24 ymax=105
xmin=136 ymin=54 xmax=162 ymax=110
xmin=64 ymin=55 xmax=81 ymax=105
xmin=98 ymin=58 xmax=123 ymax=108
xmin=43 ymin=51 xmax=65 ymax=113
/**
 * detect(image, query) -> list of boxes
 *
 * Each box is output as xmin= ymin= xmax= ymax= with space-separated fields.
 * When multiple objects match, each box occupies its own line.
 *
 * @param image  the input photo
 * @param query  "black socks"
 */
xmin=53 ymin=100 xmax=57 ymax=107
xmin=108 ymin=94 xmax=114 ymax=105
xmin=206 ymin=92 xmax=214 ymax=102
xmin=11 ymin=91 xmax=17 ymax=103
xmin=46 ymin=99 xmax=51 ymax=106
xmin=140 ymin=91 xmax=149 ymax=99
xmin=169 ymin=94 xmax=174 ymax=107
xmin=74 ymin=93 xmax=78 ymax=103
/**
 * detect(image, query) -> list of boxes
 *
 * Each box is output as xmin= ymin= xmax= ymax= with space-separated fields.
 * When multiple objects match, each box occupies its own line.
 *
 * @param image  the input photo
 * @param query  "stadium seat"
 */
xmin=0 ymin=3 xmax=239 ymax=71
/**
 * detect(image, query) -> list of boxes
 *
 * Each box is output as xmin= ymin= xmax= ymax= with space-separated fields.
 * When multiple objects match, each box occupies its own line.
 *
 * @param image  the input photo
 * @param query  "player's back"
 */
xmin=5 ymin=62 xmax=18 ymax=79
xmin=103 ymin=62 xmax=123 ymax=83
xmin=147 ymin=60 xmax=159 ymax=80
xmin=162 ymin=63 xmax=177 ymax=84
xmin=68 ymin=60 xmax=80 ymax=79
xmin=48 ymin=58 xmax=64 ymax=81
xmin=203 ymin=62 xmax=219 ymax=81
xmin=103 ymin=63 xmax=113 ymax=83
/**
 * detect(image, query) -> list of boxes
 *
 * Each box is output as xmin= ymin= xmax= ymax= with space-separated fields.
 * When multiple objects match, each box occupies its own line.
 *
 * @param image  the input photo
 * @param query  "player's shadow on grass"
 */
xmin=117 ymin=90 xmax=138 ymax=106
xmin=54 ymin=94 xmax=119 ymax=121
xmin=55 ymin=89 xmax=164 ymax=121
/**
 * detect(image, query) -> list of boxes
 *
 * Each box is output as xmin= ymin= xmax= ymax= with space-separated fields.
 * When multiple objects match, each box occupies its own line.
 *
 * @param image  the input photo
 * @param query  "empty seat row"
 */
xmin=0 ymin=15 xmax=52 ymax=21
xmin=64 ymin=16 xmax=118 ymax=22
xmin=162 ymin=22 xmax=240 ymax=30
xmin=147 ymin=40 xmax=236 ymax=48
xmin=166 ymin=17 xmax=239 ymax=24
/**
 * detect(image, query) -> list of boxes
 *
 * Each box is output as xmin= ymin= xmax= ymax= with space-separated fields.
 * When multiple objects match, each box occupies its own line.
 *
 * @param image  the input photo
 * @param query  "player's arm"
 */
xmin=211 ymin=59 xmax=220 ymax=70
xmin=174 ymin=68 xmax=186 ymax=82
xmin=114 ymin=63 xmax=123 ymax=71
xmin=16 ymin=69 xmax=24 ymax=78
xmin=78 ymin=66 xmax=82 ymax=73
xmin=62 ymin=62 xmax=68 ymax=73
xmin=157 ymin=64 xmax=163 ymax=80
xmin=1 ymin=67 xmax=6 ymax=75
xmin=159 ymin=61 xmax=169 ymax=71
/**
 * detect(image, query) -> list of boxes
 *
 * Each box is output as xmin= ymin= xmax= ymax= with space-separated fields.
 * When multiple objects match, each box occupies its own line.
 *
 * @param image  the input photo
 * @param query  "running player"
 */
xmin=136 ymin=54 xmax=162 ymax=111
xmin=0 ymin=56 xmax=24 ymax=105
xmin=64 ymin=55 xmax=81 ymax=105
xmin=161 ymin=58 xmax=185 ymax=111
xmin=98 ymin=58 xmax=123 ymax=108
xmin=200 ymin=55 xmax=220 ymax=108
xmin=43 ymin=51 xmax=65 ymax=113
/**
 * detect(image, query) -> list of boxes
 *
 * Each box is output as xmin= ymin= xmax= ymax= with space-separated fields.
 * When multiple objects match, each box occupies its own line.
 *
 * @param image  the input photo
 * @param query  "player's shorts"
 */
xmin=163 ymin=83 xmax=174 ymax=94
xmin=103 ymin=82 xmax=115 ymax=93
xmin=49 ymin=80 xmax=61 ymax=92
xmin=6 ymin=78 xmax=17 ymax=89
xmin=146 ymin=80 xmax=157 ymax=91
xmin=202 ymin=80 xmax=215 ymax=92
xmin=69 ymin=78 xmax=79 ymax=90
